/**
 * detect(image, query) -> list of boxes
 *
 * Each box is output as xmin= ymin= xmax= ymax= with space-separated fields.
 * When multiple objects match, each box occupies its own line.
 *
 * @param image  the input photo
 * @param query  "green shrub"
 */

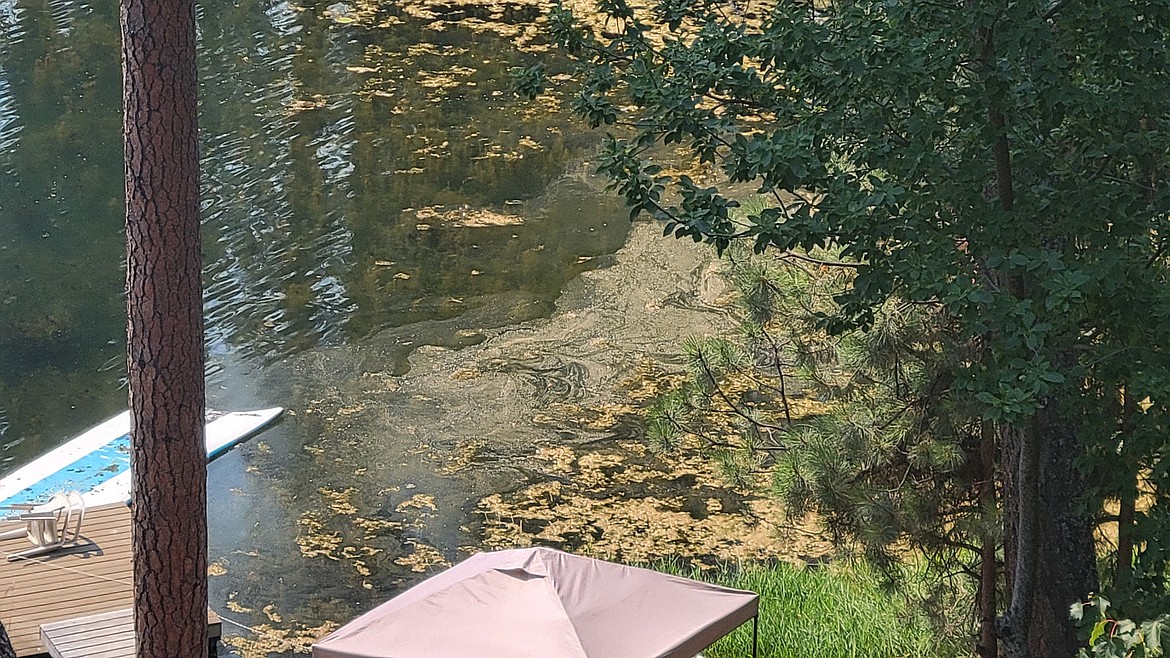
xmin=1073 ymin=596 xmax=1170 ymax=658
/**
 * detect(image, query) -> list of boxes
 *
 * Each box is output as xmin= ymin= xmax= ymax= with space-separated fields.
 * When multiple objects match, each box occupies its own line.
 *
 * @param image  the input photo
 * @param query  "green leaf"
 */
xmin=1090 ymin=620 xmax=1108 ymax=646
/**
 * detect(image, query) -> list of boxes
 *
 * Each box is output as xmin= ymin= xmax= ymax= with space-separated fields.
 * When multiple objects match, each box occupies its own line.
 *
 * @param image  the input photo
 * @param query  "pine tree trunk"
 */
xmin=121 ymin=0 xmax=207 ymax=655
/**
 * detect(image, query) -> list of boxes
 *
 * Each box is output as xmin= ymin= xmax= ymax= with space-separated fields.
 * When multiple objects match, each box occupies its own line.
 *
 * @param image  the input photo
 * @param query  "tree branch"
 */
xmin=775 ymin=251 xmax=862 ymax=269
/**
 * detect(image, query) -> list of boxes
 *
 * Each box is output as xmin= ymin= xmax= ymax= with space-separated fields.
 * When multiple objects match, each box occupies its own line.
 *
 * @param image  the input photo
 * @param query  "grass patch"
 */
xmin=654 ymin=559 xmax=968 ymax=658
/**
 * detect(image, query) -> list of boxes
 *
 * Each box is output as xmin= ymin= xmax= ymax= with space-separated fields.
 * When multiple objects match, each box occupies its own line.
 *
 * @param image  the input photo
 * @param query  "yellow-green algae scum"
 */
xmin=213 ymin=220 xmax=833 ymax=656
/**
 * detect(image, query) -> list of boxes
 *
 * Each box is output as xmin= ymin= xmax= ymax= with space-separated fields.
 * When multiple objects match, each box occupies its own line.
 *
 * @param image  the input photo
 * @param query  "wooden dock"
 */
xmin=0 ymin=501 xmax=220 ymax=657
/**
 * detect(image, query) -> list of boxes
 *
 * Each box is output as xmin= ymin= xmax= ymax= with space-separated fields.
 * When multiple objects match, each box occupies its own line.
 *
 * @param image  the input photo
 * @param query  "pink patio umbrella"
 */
xmin=313 ymin=546 xmax=760 ymax=658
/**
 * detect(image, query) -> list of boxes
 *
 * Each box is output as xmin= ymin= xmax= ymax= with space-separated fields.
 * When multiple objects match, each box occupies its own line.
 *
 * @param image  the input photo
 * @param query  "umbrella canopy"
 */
xmin=313 ymin=546 xmax=759 ymax=658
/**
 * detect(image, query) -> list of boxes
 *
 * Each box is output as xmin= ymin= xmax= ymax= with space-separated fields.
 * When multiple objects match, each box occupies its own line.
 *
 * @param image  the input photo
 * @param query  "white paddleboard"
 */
xmin=0 ymin=407 xmax=283 ymax=508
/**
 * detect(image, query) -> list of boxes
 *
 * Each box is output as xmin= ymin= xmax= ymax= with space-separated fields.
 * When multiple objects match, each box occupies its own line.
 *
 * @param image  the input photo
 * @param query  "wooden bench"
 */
xmin=39 ymin=607 xmax=221 ymax=658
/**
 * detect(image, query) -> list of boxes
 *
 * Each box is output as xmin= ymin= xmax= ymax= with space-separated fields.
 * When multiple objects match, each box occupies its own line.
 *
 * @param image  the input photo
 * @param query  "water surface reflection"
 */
xmin=0 ymin=0 xmax=626 ymax=462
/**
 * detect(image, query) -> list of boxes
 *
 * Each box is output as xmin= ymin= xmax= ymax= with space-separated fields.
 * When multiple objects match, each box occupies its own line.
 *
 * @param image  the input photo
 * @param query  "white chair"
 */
xmin=0 ymin=491 xmax=86 ymax=561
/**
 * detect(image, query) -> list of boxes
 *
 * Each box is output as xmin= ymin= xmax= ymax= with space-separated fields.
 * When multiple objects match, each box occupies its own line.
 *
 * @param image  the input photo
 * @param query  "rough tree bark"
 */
xmin=1027 ymin=404 xmax=1099 ymax=657
xmin=121 ymin=0 xmax=207 ymax=655
xmin=998 ymin=408 xmax=1098 ymax=658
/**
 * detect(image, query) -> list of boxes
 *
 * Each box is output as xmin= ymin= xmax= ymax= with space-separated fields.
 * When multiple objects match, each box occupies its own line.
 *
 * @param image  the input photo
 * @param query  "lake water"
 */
xmin=0 ymin=0 xmax=630 ymax=463
xmin=0 ymin=0 xmax=639 ymax=652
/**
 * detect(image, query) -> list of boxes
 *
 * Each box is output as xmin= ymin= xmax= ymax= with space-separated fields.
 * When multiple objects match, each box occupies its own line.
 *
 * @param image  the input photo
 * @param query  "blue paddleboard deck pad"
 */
xmin=0 ymin=407 xmax=282 ymax=509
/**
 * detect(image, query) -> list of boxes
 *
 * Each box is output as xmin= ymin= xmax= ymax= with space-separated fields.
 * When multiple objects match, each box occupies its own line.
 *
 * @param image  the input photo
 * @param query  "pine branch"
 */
xmin=694 ymin=350 xmax=790 ymax=433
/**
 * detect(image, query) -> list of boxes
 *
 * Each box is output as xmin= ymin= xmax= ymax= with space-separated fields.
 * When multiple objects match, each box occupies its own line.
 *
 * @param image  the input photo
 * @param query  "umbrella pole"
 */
xmin=752 ymin=616 xmax=758 ymax=658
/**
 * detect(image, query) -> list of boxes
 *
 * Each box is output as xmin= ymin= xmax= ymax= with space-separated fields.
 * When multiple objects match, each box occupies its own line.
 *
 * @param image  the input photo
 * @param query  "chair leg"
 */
xmin=66 ymin=491 xmax=86 ymax=544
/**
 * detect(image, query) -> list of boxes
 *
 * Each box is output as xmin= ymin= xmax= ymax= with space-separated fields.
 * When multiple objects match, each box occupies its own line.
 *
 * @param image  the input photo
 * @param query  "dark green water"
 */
xmin=0 ymin=0 xmax=628 ymax=467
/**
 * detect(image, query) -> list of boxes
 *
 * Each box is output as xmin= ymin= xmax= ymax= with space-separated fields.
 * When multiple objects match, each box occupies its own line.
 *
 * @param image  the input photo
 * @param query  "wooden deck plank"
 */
xmin=40 ymin=608 xmax=130 ymax=634
xmin=49 ymin=632 xmax=134 ymax=654
xmin=42 ymin=635 xmax=135 ymax=658
xmin=48 ymin=632 xmax=133 ymax=654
